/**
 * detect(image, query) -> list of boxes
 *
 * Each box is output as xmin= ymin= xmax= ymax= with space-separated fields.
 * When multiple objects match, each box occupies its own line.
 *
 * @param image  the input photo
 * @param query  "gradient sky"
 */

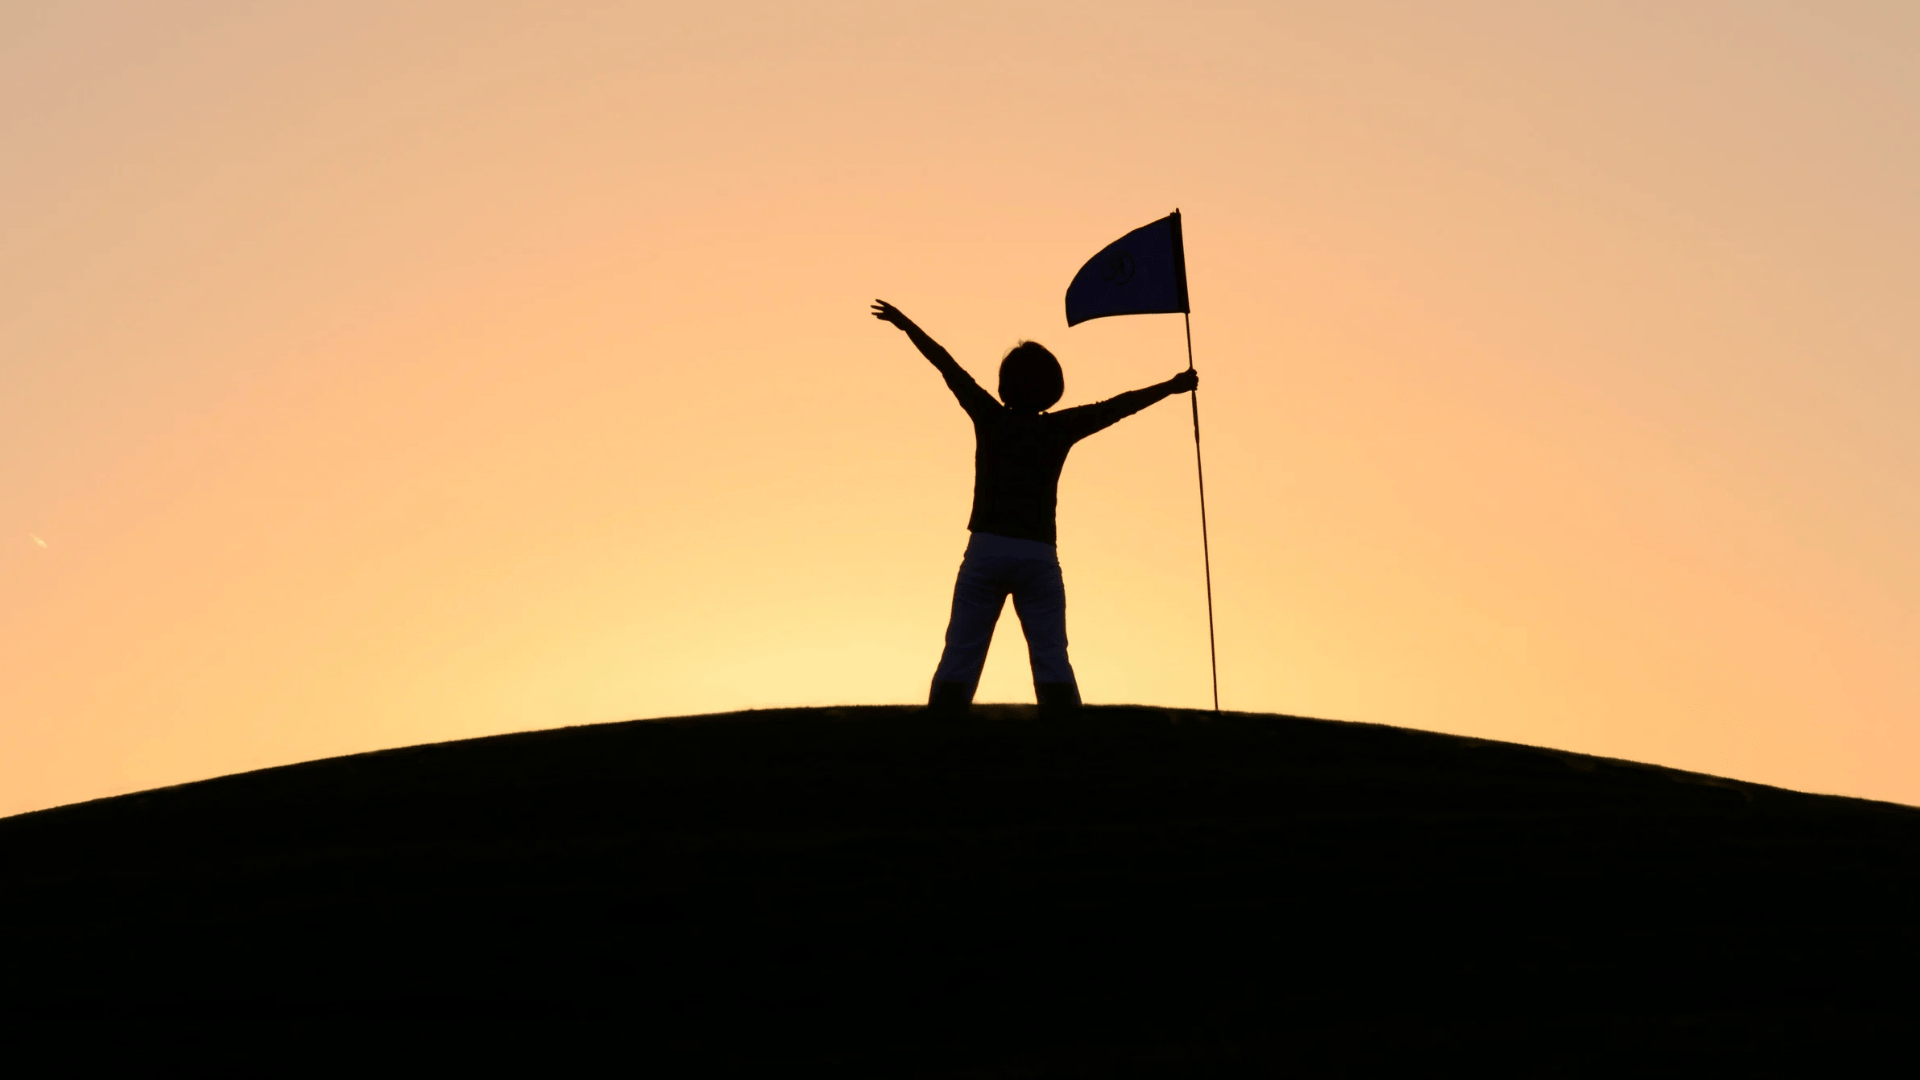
xmin=6 ymin=1 xmax=1919 ymax=815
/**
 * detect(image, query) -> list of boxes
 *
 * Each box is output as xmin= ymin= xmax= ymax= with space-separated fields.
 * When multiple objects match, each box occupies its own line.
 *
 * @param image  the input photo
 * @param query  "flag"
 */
xmin=1064 ymin=211 xmax=1189 ymax=327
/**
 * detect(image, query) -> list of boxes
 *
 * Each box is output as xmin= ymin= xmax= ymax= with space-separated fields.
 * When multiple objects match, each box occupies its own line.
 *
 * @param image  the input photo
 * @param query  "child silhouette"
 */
xmin=873 ymin=299 xmax=1198 ymax=715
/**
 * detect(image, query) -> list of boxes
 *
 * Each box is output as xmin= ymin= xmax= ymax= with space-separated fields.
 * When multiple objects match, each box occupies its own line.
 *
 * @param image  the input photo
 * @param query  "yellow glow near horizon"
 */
xmin=5 ymin=2 xmax=1919 ymax=814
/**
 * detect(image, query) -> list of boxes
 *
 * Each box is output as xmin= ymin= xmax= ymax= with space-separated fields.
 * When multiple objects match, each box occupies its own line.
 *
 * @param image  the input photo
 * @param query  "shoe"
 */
xmin=927 ymin=680 xmax=975 ymax=718
xmin=1034 ymin=681 xmax=1081 ymax=717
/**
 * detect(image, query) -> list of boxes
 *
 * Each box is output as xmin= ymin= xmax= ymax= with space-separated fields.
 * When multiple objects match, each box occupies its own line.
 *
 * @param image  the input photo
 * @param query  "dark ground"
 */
xmin=4 ymin=705 xmax=1918 ymax=1073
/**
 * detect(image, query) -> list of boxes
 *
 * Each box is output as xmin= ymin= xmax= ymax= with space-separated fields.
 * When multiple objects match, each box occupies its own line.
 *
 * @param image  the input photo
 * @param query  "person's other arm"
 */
xmin=1053 ymin=369 xmax=1198 ymax=441
xmin=871 ymin=299 xmax=999 ymax=419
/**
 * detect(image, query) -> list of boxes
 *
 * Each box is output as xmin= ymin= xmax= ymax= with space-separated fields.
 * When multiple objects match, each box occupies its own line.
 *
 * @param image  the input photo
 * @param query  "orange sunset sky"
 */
xmin=6 ymin=2 xmax=1919 ymax=815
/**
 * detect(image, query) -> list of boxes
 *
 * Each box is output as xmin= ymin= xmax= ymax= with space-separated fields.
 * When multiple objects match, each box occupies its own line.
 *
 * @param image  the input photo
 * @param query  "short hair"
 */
xmin=998 ymin=341 xmax=1064 ymax=413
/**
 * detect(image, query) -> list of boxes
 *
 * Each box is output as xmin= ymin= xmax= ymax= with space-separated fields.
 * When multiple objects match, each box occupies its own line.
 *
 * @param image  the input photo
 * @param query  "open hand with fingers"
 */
xmin=872 ymin=298 xmax=963 ymax=378
xmin=871 ymin=299 xmax=916 ymax=332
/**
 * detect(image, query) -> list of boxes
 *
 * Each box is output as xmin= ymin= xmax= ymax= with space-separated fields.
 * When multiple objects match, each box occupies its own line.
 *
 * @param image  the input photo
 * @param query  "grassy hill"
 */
xmin=4 ymin=705 xmax=1917 ymax=1072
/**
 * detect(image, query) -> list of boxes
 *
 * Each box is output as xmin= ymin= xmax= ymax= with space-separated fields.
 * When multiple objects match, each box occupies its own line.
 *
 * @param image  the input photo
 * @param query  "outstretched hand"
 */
xmin=871 ymin=299 xmax=915 ymax=331
xmin=1169 ymin=369 xmax=1199 ymax=393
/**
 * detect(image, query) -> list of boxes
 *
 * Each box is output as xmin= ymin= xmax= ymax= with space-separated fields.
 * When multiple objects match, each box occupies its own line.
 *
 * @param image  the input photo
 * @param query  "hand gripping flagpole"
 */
xmin=1065 ymin=208 xmax=1220 ymax=713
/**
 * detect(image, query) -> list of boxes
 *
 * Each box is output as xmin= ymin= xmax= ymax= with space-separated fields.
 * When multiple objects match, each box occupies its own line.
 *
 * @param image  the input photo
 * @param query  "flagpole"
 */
xmin=1184 ymin=312 xmax=1220 ymax=713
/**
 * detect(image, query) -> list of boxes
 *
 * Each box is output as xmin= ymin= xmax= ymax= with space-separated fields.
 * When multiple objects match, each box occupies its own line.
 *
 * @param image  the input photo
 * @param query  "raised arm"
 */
xmin=1052 ymin=369 xmax=1199 ymax=442
xmin=871 ymin=299 xmax=999 ymax=418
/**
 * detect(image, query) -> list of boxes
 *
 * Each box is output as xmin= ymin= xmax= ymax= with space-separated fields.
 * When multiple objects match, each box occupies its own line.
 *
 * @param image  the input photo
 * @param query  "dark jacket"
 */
xmin=934 ymin=356 xmax=1171 ymax=544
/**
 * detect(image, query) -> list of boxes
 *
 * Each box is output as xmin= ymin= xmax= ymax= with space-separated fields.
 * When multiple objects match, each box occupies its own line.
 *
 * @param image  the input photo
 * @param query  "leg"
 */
xmin=1010 ymin=557 xmax=1080 ymax=712
xmin=929 ymin=553 xmax=1011 ymax=712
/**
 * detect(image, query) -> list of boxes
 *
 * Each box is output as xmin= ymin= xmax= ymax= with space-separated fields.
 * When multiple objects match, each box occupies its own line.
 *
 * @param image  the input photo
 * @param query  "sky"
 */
xmin=5 ymin=1 xmax=1919 ymax=815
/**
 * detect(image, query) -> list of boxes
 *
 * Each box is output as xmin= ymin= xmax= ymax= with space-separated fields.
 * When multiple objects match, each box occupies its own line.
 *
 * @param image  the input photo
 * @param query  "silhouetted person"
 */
xmin=872 ymin=299 xmax=1198 ymax=715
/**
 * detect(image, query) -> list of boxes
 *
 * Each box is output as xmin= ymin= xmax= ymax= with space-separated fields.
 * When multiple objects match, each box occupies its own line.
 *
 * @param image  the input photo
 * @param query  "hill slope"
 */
xmin=5 ymin=705 xmax=1918 ymax=1071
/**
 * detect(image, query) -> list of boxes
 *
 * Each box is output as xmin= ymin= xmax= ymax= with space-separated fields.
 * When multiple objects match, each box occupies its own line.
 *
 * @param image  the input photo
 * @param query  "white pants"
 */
xmin=931 ymin=532 xmax=1078 ymax=698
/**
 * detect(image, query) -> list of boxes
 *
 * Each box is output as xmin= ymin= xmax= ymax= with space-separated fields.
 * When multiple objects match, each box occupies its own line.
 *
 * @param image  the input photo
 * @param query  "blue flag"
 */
xmin=1064 ymin=211 xmax=1189 ymax=327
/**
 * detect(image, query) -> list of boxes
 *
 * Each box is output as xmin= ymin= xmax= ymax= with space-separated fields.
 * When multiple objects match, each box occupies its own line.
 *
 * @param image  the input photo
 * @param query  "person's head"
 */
xmin=998 ymin=341 xmax=1064 ymax=413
